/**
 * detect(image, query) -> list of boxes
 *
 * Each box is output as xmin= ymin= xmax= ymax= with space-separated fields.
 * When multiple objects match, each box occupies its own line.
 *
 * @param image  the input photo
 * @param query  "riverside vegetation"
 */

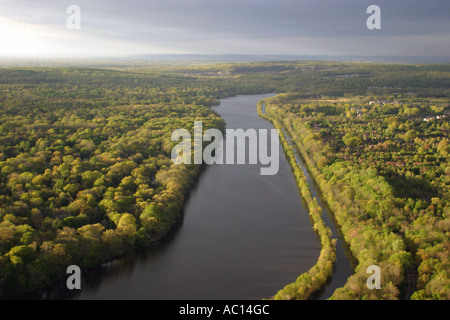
xmin=0 ymin=61 xmax=448 ymax=299
xmin=261 ymin=92 xmax=449 ymax=300
xmin=258 ymin=100 xmax=337 ymax=300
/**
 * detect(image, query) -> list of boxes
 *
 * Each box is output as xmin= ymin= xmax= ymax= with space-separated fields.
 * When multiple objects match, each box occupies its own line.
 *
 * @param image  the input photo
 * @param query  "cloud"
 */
xmin=0 ymin=0 xmax=449 ymax=56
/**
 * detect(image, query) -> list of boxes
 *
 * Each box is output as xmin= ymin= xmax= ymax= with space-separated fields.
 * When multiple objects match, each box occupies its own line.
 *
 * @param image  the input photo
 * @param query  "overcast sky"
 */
xmin=0 ymin=0 xmax=449 ymax=57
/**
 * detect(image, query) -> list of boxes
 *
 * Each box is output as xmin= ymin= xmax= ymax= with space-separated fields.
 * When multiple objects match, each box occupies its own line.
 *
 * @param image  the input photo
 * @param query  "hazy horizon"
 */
xmin=1 ymin=54 xmax=449 ymax=66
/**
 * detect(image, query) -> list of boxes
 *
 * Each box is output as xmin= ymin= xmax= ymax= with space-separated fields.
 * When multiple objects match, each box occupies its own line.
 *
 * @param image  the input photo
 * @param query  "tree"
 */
xmin=77 ymin=223 xmax=105 ymax=241
xmin=404 ymin=129 xmax=418 ymax=141
xmin=116 ymin=213 xmax=137 ymax=245
xmin=7 ymin=245 xmax=35 ymax=265
xmin=343 ymin=132 xmax=362 ymax=147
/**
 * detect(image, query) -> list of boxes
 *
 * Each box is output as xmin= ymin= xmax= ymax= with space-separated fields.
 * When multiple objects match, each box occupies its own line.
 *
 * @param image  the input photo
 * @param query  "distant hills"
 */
xmin=0 ymin=54 xmax=449 ymax=67
xmin=122 ymin=54 xmax=450 ymax=64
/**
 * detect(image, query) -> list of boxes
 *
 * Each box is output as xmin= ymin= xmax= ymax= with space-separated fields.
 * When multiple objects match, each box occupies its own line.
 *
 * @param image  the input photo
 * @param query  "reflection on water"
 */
xmin=16 ymin=94 xmax=323 ymax=300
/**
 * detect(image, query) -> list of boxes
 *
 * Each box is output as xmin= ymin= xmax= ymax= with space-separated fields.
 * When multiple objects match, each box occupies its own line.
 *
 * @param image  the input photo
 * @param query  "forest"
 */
xmin=261 ymin=91 xmax=449 ymax=299
xmin=0 ymin=67 xmax=237 ymax=295
xmin=0 ymin=61 xmax=448 ymax=298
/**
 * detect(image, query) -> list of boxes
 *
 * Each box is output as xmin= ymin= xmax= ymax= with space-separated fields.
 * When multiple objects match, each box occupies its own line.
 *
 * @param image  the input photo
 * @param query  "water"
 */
xmin=20 ymin=94 xmax=326 ymax=300
xmin=279 ymin=128 xmax=354 ymax=299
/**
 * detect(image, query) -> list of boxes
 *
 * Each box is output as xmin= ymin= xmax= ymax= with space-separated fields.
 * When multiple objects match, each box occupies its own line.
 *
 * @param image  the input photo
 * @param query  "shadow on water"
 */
xmin=7 ymin=207 xmax=189 ymax=300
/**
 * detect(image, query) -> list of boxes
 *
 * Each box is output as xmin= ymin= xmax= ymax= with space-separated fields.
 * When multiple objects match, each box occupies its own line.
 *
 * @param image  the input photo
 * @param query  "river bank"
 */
xmin=19 ymin=94 xmax=321 ymax=300
xmin=258 ymin=98 xmax=354 ymax=300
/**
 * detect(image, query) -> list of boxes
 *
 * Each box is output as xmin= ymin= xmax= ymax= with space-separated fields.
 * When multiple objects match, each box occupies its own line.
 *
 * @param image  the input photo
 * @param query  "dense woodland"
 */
xmin=0 ymin=61 xmax=448 ymax=298
xmin=262 ymin=92 xmax=449 ymax=299
xmin=0 ymin=68 xmax=232 ymax=295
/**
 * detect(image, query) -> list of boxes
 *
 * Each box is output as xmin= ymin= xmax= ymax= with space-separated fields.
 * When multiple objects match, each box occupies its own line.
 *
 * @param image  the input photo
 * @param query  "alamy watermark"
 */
xmin=366 ymin=265 xmax=381 ymax=289
xmin=171 ymin=121 xmax=280 ymax=176
xmin=66 ymin=5 xmax=81 ymax=29
xmin=66 ymin=265 xmax=81 ymax=290
xmin=366 ymin=5 xmax=381 ymax=30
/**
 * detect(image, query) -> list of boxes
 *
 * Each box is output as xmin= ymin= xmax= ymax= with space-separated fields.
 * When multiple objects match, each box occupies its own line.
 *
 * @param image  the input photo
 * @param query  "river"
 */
xmin=278 ymin=128 xmax=354 ymax=299
xmin=20 ymin=93 xmax=350 ymax=300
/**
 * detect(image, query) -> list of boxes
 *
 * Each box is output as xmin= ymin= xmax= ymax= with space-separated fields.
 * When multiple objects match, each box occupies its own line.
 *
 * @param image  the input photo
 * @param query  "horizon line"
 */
xmin=0 ymin=53 xmax=449 ymax=64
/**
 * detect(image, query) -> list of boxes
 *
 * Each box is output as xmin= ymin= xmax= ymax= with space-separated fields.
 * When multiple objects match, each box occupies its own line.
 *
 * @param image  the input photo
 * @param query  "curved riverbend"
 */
xmin=22 ymin=94 xmax=323 ymax=300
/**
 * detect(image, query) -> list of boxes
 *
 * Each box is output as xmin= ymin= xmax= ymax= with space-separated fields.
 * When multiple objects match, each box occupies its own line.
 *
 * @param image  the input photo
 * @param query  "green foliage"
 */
xmin=259 ymin=101 xmax=336 ymax=300
xmin=262 ymin=88 xmax=449 ymax=300
xmin=0 ymin=66 xmax=231 ymax=296
xmin=0 ymin=61 xmax=448 ymax=298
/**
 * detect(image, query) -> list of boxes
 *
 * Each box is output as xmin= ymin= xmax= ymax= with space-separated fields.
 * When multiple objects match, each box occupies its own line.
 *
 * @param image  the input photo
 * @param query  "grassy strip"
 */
xmin=258 ymin=100 xmax=336 ymax=300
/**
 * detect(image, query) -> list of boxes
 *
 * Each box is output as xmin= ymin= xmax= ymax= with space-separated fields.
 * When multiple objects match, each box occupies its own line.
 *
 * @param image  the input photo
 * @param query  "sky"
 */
xmin=0 ymin=0 xmax=449 ymax=58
